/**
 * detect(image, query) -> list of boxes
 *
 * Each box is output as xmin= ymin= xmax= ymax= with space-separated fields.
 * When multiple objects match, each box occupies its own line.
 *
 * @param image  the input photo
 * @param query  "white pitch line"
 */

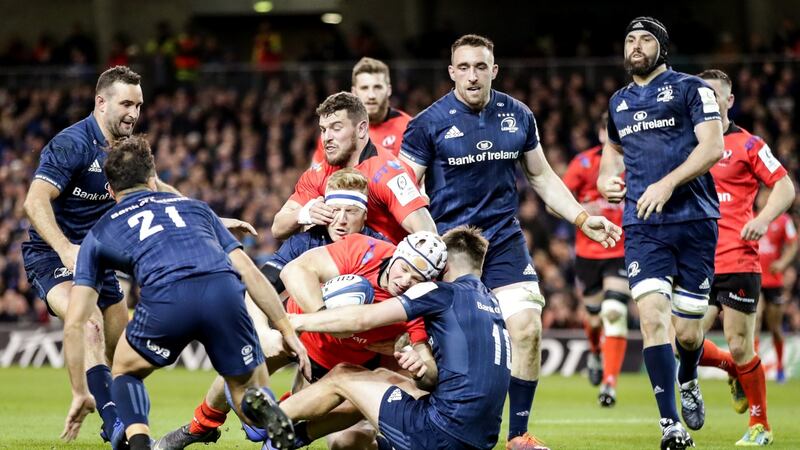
xmin=534 ymin=418 xmax=653 ymax=425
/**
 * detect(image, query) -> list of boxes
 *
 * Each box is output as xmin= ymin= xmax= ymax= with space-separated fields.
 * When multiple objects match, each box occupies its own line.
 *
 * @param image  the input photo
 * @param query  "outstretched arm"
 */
xmin=280 ymin=246 xmax=341 ymax=312
xmin=521 ymin=146 xmax=622 ymax=247
xmin=290 ymin=299 xmax=409 ymax=335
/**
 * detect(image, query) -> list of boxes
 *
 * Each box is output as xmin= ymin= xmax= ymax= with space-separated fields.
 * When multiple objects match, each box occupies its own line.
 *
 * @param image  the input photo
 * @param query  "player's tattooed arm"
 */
xmin=24 ymin=180 xmax=79 ymax=271
xmin=290 ymin=299 xmax=409 ymax=335
xmin=61 ymin=285 xmax=100 ymax=441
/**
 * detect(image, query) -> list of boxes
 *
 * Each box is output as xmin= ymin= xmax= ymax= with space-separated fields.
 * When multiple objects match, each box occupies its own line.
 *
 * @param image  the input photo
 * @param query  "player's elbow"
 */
xmin=22 ymin=192 xmax=41 ymax=220
xmin=270 ymin=220 xmax=291 ymax=240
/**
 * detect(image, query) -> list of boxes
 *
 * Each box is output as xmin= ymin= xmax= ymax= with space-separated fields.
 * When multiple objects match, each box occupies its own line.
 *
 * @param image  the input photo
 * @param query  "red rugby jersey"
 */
xmin=710 ymin=124 xmax=787 ymax=274
xmin=312 ymin=108 xmax=411 ymax=163
xmin=291 ymin=141 xmax=427 ymax=244
xmin=758 ymin=213 xmax=797 ymax=288
xmin=562 ymin=146 xmax=625 ymax=259
xmin=287 ymin=234 xmax=427 ymax=370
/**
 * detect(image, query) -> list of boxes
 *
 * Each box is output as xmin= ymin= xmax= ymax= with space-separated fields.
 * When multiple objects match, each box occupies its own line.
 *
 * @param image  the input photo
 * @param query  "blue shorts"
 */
xmin=624 ymin=220 xmax=717 ymax=298
xmin=378 ymin=387 xmax=479 ymax=450
xmin=127 ymin=272 xmax=264 ymax=376
xmin=23 ymin=248 xmax=123 ymax=315
xmin=481 ymin=230 xmax=538 ymax=290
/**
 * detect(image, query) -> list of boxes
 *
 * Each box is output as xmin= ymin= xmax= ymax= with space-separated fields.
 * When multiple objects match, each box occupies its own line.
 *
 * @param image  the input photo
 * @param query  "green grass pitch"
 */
xmin=0 ymin=366 xmax=798 ymax=449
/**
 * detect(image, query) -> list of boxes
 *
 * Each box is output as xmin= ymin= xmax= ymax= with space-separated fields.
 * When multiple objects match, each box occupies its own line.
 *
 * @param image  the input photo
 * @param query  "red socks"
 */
xmin=602 ymin=336 xmax=627 ymax=387
xmin=189 ymin=400 xmax=228 ymax=435
xmin=773 ymin=336 xmax=784 ymax=372
xmin=699 ymin=339 xmax=738 ymax=378
xmin=584 ymin=321 xmax=602 ymax=355
xmin=737 ymin=356 xmax=770 ymax=429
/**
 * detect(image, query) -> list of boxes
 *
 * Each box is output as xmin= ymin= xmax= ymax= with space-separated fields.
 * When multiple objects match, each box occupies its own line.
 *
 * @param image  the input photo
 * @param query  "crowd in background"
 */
xmin=2 ymin=35 xmax=800 ymax=334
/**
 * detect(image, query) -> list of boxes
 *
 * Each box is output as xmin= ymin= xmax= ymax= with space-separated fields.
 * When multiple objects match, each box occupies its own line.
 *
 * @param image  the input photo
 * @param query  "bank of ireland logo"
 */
xmin=476 ymin=140 xmax=493 ymax=151
xmin=633 ymin=111 xmax=648 ymax=121
xmin=500 ymin=116 xmax=518 ymax=133
xmin=627 ymin=261 xmax=641 ymax=278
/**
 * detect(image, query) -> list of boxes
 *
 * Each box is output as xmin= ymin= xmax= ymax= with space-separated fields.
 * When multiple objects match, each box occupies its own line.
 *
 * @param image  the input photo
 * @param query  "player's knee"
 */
xmin=674 ymin=325 xmax=703 ymax=350
xmin=600 ymin=297 xmax=628 ymax=338
xmin=725 ymin=330 xmax=749 ymax=362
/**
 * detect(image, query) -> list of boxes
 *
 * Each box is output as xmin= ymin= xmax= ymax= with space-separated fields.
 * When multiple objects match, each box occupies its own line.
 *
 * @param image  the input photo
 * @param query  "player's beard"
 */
xmin=367 ymin=99 xmax=389 ymax=125
xmin=325 ymin=132 xmax=358 ymax=167
xmin=108 ymin=116 xmax=136 ymax=140
xmin=624 ymin=52 xmax=657 ymax=77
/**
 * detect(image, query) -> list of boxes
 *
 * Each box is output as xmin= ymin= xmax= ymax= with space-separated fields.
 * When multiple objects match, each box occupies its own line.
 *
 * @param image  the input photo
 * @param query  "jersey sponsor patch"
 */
xmin=757 ymin=144 xmax=781 ymax=173
xmin=697 ymin=87 xmax=720 ymax=114
xmin=34 ymin=174 xmax=62 ymax=190
xmin=387 ymin=172 xmax=421 ymax=206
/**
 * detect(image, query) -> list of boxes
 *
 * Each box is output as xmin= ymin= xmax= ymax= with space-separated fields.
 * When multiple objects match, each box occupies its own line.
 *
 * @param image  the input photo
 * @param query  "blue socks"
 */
xmin=111 ymin=374 xmax=150 ymax=427
xmin=86 ymin=364 xmax=118 ymax=438
xmin=643 ymin=344 xmax=680 ymax=422
xmin=507 ymin=377 xmax=538 ymax=439
xmin=675 ymin=338 xmax=703 ymax=385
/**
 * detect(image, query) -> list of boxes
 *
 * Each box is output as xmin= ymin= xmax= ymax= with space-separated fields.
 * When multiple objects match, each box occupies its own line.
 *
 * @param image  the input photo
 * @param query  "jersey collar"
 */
xmin=448 ymin=89 xmax=497 ymax=114
xmin=358 ymin=140 xmax=379 ymax=164
xmin=724 ymin=121 xmax=742 ymax=135
xmin=86 ymin=113 xmax=108 ymax=148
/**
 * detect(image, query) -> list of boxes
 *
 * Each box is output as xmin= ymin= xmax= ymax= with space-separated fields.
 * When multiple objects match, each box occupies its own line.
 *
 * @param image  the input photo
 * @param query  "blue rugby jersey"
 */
xmin=607 ymin=69 xmax=722 ymax=225
xmin=25 ymin=114 xmax=115 ymax=253
xmin=261 ymin=225 xmax=389 ymax=274
xmin=399 ymin=275 xmax=511 ymax=449
xmin=401 ymin=90 xmax=539 ymax=244
xmin=74 ymin=191 xmax=241 ymax=290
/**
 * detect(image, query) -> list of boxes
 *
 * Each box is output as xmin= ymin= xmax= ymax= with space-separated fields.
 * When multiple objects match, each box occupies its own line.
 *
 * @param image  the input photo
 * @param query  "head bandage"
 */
xmin=324 ymin=190 xmax=368 ymax=210
xmin=389 ymin=231 xmax=447 ymax=281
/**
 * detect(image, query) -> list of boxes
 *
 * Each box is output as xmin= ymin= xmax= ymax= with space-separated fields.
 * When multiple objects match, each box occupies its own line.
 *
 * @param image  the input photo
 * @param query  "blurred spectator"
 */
xmin=252 ymin=21 xmax=283 ymax=67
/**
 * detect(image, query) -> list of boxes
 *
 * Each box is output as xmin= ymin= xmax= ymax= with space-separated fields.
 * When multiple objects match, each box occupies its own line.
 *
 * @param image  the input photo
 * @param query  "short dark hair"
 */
xmin=104 ymin=135 xmax=155 ymax=192
xmin=316 ymin=92 xmax=368 ymax=124
xmin=442 ymin=225 xmax=489 ymax=270
xmin=96 ymin=66 xmax=141 ymax=95
xmin=698 ymin=69 xmax=732 ymax=89
xmin=451 ymin=34 xmax=494 ymax=60
xmin=352 ymin=57 xmax=391 ymax=86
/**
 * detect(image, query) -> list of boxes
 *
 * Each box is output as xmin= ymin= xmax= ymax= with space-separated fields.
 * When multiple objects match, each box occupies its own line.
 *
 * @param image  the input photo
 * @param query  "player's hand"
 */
xmin=298 ymin=197 xmax=335 ymax=226
xmin=394 ymin=347 xmax=427 ymax=379
xmin=740 ymin=217 xmax=769 ymax=241
xmin=580 ymin=216 xmax=622 ymax=248
xmin=280 ymin=327 xmax=312 ymax=381
xmin=220 ymin=217 xmax=258 ymax=239
xmin=637 ymin=179 xmax=676 ymax=220
xmin=599 ymin=176 xmax=627 ymax=204
xmin=61 ymin=392 xmax=95 ymax=442
xmin=57 ymin=242 xmax=80 ymax=272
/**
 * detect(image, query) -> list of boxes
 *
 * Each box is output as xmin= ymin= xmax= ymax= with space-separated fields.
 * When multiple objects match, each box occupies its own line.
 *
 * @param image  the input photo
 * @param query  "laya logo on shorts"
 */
xmin=146 ymin=340 xmax=171 ymax=359
xmin=627 ymin=261 xmax=640 ymax=278
xmin=53 ymin=267 xmax=72 ymax=278
xmin=386 ymin=388 xmax=402 ymax=403
xmin=241 ymin=345 xmax=255 ymax=365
